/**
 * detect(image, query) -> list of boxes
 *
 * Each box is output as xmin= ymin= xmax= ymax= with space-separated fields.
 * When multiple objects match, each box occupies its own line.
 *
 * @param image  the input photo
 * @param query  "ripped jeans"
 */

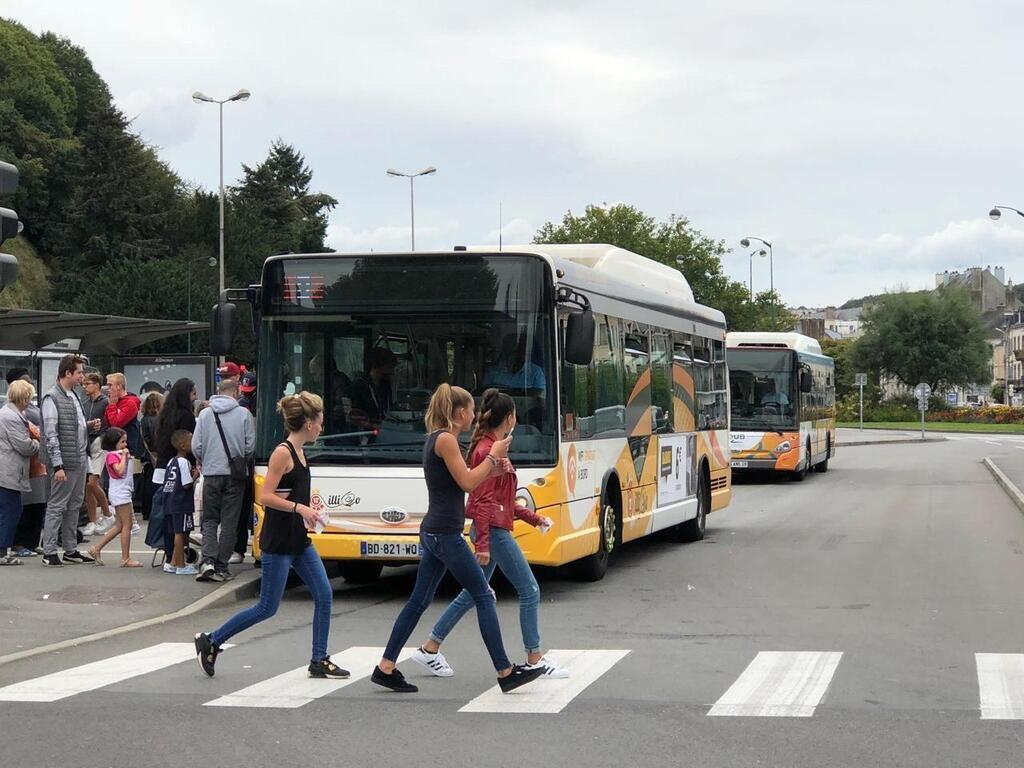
xmin=430 ymin=525 xmax=541 ymax=654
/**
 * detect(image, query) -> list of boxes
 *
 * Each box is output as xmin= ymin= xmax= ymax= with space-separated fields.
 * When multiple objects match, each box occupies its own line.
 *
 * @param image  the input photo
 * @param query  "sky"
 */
xmin=7 ymin=0 xmax=1024 ymax=307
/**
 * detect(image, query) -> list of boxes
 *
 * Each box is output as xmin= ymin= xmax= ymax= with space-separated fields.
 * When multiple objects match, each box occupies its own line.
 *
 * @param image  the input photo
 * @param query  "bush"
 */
xmin=926 ymin=406 xmax=1024 ymax=424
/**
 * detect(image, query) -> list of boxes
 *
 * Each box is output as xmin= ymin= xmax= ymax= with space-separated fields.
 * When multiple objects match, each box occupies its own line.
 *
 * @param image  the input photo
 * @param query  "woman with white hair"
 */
xmin=0 ymin=379 xmax=41 ymax=565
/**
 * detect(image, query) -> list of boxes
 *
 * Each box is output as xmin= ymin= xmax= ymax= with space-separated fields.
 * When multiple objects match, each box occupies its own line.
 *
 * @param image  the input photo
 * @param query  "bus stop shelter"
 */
xmin=0 ymin=308 xmax=208 ymax=354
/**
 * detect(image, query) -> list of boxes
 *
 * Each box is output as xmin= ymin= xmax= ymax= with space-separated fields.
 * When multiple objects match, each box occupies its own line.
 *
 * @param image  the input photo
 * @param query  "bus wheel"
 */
xmin=817 ymin=437 xmax=831 ymax=473
xmin=678 ymin=464 xmax=709 ymax=542
xmin=792 ymin=440 xmax=811 ymax=481
xmin=572 ymin=490 xmax=619 ymax=582
xmin=334 ymin=561 xmax=384 ymax=584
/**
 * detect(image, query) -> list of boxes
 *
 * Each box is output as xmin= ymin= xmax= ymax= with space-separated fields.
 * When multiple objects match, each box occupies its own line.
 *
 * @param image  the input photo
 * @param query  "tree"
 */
xmin=852 ymin=288 xmax=991 ymax=390
xmin=534 ymin=204 xmax=786 ymax=331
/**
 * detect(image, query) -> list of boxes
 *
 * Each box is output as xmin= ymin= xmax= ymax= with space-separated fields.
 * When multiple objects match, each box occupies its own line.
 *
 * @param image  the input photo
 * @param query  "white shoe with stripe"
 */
xmin=524 ymin=655 xmax=570 ymax=679
xmin=411 ymin=647 xmax=454 ymax=677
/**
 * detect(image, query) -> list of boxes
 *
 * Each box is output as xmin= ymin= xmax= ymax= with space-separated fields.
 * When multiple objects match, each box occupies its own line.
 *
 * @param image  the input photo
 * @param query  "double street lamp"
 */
xmin=740 ymin=236 xmax=775 ymax=329
xmin=387 ymin=167 xmax=437 ymax=251
xmin=192 ymin=88 xmax=251 ymax=298
xmin=989 ymin=205 xmax=1024 ymax=222
xmin=747 ymin=248 xmax=767 ymax=302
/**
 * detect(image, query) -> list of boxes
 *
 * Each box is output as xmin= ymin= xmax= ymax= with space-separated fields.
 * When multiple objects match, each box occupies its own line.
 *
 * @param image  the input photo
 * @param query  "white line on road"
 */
xmin=986 ymin=440 xmax=1002 ymax=446
xmin=977 ymin=653 xmax=1024 ymax=719
xmin=708 ymin=651 xmax=842 ymax=717
xmin=0 ymin=642 xmax=232 ymax=702
xmin=204 ymin=646 xmax=414 ymax=709
xmin=459 ymin=649 xmax=631 ymax=714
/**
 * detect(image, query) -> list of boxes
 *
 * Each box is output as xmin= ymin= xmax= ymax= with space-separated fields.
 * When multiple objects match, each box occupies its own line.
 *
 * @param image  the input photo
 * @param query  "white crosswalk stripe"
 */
xmin=459 ymin=649 xmax=630 ymax=714
xmin=0 ymin=642 xmax=232 ymax=702
xmin=204 ymin=646 xmax=414 ymax=709
xmin=708 ymin=651 xmax=842 ymax=717
xmin=977 ymin=653 xmax=1024 ymax=719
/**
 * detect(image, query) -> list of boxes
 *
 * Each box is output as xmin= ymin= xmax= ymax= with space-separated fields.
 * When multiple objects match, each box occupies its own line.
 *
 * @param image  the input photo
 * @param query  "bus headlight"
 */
xmin=516 ymin=487 xmax=536 ymax=514
xmin=772 ymin=441 xmax=792 ymax=455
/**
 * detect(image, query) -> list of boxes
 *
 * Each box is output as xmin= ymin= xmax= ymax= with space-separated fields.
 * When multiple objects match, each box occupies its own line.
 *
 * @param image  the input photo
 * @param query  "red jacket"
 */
xmin=465 ymin=434 xmax=544 ymax=554
xmin=105 ymin=393 xmax=141 ymax=429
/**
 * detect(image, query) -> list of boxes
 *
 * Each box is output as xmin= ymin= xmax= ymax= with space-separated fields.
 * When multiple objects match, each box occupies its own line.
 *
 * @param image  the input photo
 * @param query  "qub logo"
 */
xmin=566 ymin=444 xmax=578 ymax=495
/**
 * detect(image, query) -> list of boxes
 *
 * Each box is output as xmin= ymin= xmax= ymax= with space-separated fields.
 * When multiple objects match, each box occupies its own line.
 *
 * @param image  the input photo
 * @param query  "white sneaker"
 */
xmin=162 ymin=563 xmax=177 ymax=574
xmin=94 ymin=516 xmax=114 ymax=533
xmin=80 ymin=523 xmax=97 ymax=536
xmin=525 ymin=655 xmax=570 ymax=679
xmin=411 ymin=647 xmax=454 ymax=677
xmin=228 ymin=552 xmax=244 ymax=564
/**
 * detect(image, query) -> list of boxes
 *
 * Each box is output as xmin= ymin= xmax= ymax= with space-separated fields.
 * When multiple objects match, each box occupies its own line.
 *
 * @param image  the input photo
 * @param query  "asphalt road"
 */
xmin=3 ymin=437 xmax=1024 ymax=768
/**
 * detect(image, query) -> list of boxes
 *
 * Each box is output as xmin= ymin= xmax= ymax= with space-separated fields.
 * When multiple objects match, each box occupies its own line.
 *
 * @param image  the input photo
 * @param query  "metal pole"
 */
xmin=769 ymin=244 xmax=776 ymax=330
xmin=409 ymin=176 xmax=415 ymax=251
xmin=920 ymin=402 xmax=925 ymax=440
xmin=859 ymin=384 xmax=863 ymax=431
xmin=187 ymin=258 xmax=192 ymax=354
xmin=218 ymin=101 xmax=225 ymax=297
xmin=749 ymin=251 xmax=753 ymax=302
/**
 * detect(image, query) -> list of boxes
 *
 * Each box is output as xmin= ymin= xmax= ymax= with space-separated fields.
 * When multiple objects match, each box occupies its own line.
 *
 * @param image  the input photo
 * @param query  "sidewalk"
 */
xmin=983 ymin=454 xmax=1024 ymax=517
xmin=837 ymin=427 xmax=946 ymax=447
xmin=0 ymin=520 xmax=259 ymax=663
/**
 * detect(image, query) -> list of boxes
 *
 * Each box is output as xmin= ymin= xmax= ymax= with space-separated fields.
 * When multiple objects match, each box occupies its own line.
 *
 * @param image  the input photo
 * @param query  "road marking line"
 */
xmin=708 ymin=651 xmax=842 ymax=717
xmin=977 ymin=653 xmax=1024 ymax=719
xmin=0 ymin=642 xmax=229 ymax=702
xmin=204 ymin=647 xmax=414 ymax=708
xmin=459 ymin=649 xmax=630 ymax=714
xmin=986 ymin=440 xmax=1002 ymax=446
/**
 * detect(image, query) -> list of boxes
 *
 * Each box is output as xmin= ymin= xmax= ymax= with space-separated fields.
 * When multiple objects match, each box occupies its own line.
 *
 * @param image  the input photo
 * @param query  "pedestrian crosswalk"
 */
xmin=3 ymin=644 xmax=1024 ymax=718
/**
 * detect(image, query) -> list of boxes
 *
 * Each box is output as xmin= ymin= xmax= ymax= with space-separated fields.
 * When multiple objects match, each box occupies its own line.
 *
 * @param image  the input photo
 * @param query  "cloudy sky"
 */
xmin=8 ymin=1 xmax=1024 ymax=306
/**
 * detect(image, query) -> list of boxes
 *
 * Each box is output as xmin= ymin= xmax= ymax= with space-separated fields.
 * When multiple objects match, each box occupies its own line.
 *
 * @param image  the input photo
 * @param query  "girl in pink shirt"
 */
xmin=88 ymin=428 xmax=141 ymax=567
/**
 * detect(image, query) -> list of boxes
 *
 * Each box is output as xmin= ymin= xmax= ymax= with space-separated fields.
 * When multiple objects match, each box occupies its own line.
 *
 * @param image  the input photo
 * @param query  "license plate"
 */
xmin=360 ymin=541 xmax=419 ymax=559
xmin=731 ymin=460 xmax=749 ymax=468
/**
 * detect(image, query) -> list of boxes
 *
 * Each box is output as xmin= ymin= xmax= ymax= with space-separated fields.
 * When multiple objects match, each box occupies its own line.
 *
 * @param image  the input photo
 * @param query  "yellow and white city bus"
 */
xmin=727 ymin=332 xmax=836 ymax=480
xmin=214 ymin=244 xmax=731 ymax=582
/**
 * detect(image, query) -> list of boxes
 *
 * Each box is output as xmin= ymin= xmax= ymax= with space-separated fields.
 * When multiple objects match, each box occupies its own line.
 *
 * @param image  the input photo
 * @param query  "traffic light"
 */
xmin=0 ymin=160 xmax=21 ymax=293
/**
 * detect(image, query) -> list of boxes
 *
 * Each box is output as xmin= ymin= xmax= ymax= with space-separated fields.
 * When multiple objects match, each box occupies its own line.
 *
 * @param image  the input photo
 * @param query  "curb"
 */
xmin=983 ymin=457 xmax=1024 ymax=516
xmin=840 ymin=437 xmax=947 ymax=447
xmin=0 ymin=570 xmax=262 ymax=668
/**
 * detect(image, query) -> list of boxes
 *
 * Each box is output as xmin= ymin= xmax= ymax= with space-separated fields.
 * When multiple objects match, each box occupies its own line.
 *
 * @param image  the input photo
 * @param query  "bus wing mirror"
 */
xmin=565 ymin=308 xmax=595 ymax=366
xmin=800 ymin=369 xmax=813 ymax=393
xmin=210 ymin=301 xmax=236 ymax=357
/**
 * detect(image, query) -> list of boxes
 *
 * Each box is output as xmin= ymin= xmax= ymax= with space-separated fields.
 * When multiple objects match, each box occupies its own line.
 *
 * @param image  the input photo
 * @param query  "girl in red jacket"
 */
xmin=411 ymin=389 xmax=568 ymax=679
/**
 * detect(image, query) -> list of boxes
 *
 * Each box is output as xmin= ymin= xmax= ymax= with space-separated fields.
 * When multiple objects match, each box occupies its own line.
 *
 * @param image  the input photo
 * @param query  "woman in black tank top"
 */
xmin=193 ymin=392 xmax=348 ymax=681
xmin=371 ymin=383 xmax=546 ymax=695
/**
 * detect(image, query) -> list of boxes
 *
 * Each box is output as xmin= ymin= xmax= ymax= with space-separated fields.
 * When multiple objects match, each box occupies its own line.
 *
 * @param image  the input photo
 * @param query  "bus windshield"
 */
xmin=255 ymin=255 xmax=557 ymax=466
xmin=728 ymin=348 xmax=797 ymax=431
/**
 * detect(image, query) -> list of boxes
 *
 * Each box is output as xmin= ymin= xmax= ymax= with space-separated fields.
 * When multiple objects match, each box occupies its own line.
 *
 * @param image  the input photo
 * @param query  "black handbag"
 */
xmin=213 ymin=412 xmax=248 ymax=481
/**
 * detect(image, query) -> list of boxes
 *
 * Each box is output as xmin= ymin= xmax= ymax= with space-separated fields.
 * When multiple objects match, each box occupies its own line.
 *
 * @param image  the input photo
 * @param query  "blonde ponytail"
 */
xmin=277 ymin=391 xmax=324 ymax=433
xmin=425 ymin=383 xmax=472 ymax=432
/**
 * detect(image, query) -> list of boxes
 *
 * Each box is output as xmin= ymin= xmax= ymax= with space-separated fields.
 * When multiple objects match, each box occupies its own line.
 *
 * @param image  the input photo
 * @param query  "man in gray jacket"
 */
xmin=40 ymin=355 xmax=94 ymax=566
xmin=192 ymin=377 xmax=254 ymax=582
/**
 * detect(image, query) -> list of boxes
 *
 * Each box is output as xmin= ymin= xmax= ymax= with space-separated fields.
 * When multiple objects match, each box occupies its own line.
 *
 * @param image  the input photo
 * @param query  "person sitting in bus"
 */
xmin=348 ymin=347 xmax=397 ymax=431
xmin=483 ymin=334 xmax=546 ymax=394
xmin=760 ymin=380 xmax=790 ymax=409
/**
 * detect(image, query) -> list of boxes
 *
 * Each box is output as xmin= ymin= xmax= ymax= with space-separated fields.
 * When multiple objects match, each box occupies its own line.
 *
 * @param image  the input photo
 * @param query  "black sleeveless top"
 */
xmin=259 ymin=441 xmax=311 ymax=556
xmin=420 ymin=431 xmax=467 ymax=535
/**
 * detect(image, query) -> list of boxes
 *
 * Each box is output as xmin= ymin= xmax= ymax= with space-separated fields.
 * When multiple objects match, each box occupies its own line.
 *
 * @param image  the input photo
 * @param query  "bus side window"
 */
xmin=650 ymin=331 xmax=672 ymax=434
xmin=672 ymin=332 xmax=695 ymax=432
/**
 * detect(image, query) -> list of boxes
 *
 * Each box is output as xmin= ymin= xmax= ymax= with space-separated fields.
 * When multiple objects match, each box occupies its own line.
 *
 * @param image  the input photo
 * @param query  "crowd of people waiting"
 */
xmin=0 ymin=355 xmax=256 ymax=580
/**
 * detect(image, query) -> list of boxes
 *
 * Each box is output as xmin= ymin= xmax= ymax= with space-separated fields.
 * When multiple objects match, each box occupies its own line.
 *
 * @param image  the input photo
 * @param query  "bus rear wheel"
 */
xmin=572 ymin=490 xmax=619 ymax=582
xmin=677 ymin=464 xmax=709 ymax=542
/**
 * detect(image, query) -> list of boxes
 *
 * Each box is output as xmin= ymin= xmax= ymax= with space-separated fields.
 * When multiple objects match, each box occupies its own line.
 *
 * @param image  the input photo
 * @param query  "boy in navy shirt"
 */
xmin=163 ymin=430 xmax=197 ymax=575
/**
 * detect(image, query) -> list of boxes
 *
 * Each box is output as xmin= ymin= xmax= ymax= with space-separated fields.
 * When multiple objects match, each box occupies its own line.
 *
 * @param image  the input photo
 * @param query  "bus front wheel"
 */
xmin=572 ymin=489 xmax=619 ymax=582
xmin=817 ymin=436 xmax=831 ymax=473
xmin=792 ymin=440 xmax=812 ymax=481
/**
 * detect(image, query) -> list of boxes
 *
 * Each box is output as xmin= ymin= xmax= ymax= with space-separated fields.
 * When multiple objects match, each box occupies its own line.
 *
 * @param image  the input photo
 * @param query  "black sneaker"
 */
xmin=41 ymin=554 xmax=63 ymax=567
xmin=498 ymin=664 xmax=545 ymax=694
xmin=371 ymin=665 xmax=418 ymax=693
xmin=308 ymin=658 xmax=350 ymax=679
xmin=63 ymin=550 xmax=95 ymax=565
xmin=195 ymin=563 xmax=215 ymax=582
xmin=194 ymin=632 xmax=219 ymax=677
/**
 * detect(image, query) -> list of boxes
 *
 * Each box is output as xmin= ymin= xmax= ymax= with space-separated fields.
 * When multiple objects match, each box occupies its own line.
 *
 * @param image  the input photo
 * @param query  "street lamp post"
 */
xmin=990 ymin=205 xmax=1024 ymax=222
xmin=386 ymin=167 xmax=437 ymax=250
xmin=741 ymin=236 xmax=774 ymax=328
xmin=192 ymin=88 xmax=251 ymax=298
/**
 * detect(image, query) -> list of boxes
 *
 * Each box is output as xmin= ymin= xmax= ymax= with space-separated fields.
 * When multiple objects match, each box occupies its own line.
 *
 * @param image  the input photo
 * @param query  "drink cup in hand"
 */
xmin=490 ymin=436 xmax=512 ymax=459
xmin=313 ymin=512 xmax=329 ymax=535
xmin=539 ymin=516 xmax=553 ymax=534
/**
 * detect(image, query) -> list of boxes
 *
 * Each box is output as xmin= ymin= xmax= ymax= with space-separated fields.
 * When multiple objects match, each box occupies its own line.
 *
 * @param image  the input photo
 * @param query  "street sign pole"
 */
xmin=914 ymin=382 xmax=931 ymax=440
xmin=855 ymin=373 xmax=868 ymax=431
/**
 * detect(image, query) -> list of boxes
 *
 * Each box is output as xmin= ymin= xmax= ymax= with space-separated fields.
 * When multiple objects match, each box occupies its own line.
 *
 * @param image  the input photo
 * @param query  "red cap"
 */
xmin=219 ymin=362 xmax=241 ymax=378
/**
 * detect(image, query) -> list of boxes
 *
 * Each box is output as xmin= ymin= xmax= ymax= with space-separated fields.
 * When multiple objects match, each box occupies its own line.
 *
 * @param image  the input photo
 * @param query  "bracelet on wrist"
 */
xmin=485 ymin=454 xmax=498 ymax=466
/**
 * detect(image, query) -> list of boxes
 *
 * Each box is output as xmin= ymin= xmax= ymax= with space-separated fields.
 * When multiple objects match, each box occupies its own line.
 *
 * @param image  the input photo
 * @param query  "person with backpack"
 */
xmin=191 ymin=377 xmax=254 ymax=583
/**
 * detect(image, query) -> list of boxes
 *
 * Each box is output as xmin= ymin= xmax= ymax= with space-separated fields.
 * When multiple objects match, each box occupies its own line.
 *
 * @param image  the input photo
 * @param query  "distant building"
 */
xmin=787 ymin=306 xmax=864 ymax=340
xmin=934 ymin=265 xmax=1020 ymax=314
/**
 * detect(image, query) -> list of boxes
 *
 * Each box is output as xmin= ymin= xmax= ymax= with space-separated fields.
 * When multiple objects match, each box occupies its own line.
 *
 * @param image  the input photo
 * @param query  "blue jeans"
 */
xmin=210 ymin=543 xmax=333 ymax=662
xmin=430 ymin=526 xmax=541 ymax=653
xmin=0 ymin=486 xmax=23 ymax=551
xmin=382 ymin=531 xmax=511 ymax=672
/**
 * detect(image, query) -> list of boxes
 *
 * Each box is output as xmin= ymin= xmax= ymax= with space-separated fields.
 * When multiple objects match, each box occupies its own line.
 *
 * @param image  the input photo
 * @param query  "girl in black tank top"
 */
xmin=194 ymin=392 xmax=349 ymax=681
